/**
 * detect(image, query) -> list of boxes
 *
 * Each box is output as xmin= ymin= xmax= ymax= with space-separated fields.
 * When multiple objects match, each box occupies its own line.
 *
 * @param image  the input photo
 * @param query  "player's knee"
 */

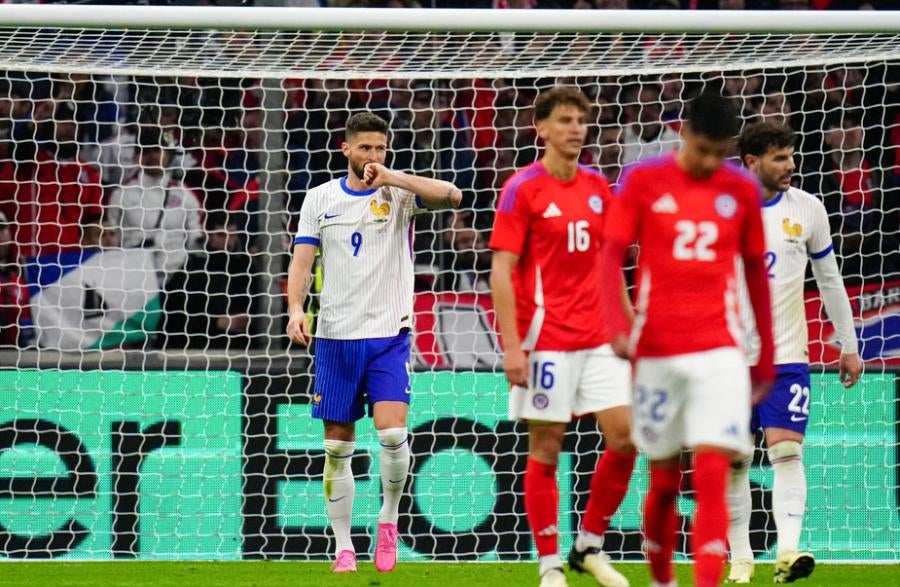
xmin=528 ymin=431 xmax=564 ymax=464
xmin=605 ymin=430 xmax=636 ymax=454
xmin=767 ymin=439 xmax=802 ymax=466
xmin=324 ymin=422 xmax=355 ymax=442
xmin=377 ymin=427 xmax=408 ymax=450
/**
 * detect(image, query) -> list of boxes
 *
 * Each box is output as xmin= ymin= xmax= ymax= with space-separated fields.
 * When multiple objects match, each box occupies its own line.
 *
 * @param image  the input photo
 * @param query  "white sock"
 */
xmin=726 ymin=454 xmax=754 ymax=561
xmin=377 ymin=427 xmax=410 ymax=525
xmin=323 ymin=438 xmax=355 ymax=555
xmin=575 ymin=529 xmax=604 ymax=552
xmin=539 ymin=554 xmax=563 ymax=576
xmin=768 ymin=440 xmax=806 ymax=556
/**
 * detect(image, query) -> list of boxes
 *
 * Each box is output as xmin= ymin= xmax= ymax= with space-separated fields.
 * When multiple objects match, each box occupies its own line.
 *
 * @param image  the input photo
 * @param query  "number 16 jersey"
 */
xmin=490 ymin=162 xmax=614 ymax=352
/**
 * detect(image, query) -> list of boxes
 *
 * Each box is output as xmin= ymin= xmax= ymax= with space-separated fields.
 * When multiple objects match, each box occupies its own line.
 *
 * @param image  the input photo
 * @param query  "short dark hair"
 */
xmin=685 ymin=91 xmax=740 ymax=141
xmin=533 ymin=86 xmax=591 ymax=122
xmin=737 ymin=122 xmax=795 ymax=160
xmin=345 ymin=112 xmax=389 ymax=140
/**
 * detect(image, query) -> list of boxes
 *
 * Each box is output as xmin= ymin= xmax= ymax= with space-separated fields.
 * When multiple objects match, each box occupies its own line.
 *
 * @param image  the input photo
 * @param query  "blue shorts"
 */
xmin=750 ymin=363 xmax=811 ymax=434
xmin=311 ymin=331 xmax=411 ymax=423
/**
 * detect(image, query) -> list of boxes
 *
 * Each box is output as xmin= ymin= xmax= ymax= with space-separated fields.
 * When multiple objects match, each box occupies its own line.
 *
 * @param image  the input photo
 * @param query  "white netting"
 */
xmin=0 ymin=7 xmax=897 ymax=562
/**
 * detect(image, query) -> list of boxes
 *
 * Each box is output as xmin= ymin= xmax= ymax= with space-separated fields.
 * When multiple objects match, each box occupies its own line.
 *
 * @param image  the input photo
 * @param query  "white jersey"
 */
xmin=294 ymin=176 xmax=426 ymax=340
xmin=743 ymin=186 xmax=835 ymax=365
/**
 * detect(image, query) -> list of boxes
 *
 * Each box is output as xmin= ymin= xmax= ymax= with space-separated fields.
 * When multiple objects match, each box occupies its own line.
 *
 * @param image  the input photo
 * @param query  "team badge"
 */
xmin=588 ymin=194 xmax=604 ymax=214
xmin=370 ymin=198 xmax=391 ymax=222
xmin=532 ymin=393 xmax=549 ymax=410
xmin=783 ymin=218 xmax=802 ymax=238
xmin=313 ymin=393 xmax=322 ymax=405
xmin=715 ymin=193 xmax=737 ymax=219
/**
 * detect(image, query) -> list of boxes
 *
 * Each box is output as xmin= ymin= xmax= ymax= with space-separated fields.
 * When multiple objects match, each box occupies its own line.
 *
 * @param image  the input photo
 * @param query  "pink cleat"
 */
xmin=374 ymin=522 xmax=399 ymax=572
xmin=331 ymin=549 xmax=357 ymax=573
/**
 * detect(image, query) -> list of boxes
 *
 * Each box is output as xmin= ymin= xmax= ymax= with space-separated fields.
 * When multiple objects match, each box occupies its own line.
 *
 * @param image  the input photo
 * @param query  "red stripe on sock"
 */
xmin=525 ymin=457 xmax=559 ymax=557
xmin=583 ymin=449 xmax=636 ymax=537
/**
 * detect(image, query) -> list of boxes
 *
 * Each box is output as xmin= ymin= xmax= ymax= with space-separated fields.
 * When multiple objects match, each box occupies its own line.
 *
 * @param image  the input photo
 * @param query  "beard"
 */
xmin=349 ymin=161 xmax=367 ymax=183
xmin=761 ymin=172 xmax=786 ymax=193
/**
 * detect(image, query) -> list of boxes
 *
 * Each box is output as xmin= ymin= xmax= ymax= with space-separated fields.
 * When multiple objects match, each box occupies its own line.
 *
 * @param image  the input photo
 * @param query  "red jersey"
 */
xmin=604 ymin=153 xmax=766 ymax=358
xmin=490 ymin=161 xmax=613 ymax=351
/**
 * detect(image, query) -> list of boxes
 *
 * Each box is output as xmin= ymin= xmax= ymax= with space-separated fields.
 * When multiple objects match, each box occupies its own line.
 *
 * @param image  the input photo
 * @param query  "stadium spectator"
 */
xmin=621 ymin=83 xmax=681 ymax=165
xmin=0 ymin=211 xmax=29 ymax=348
xmin=596 ymin=123 xmax=625 ymax=185
xmin=50 ymin=72 xmax=119 ymax=146
xmin=809 ymin=114 xmax=900 ymax=280
xmin=11 ymin=100 xmax=103 ymax=259
xmin=163 ymin=212 xmax=256 ymax=351
xmin=106 ymin=126 xmax=203 ymax=280
xmin=442 ymin=215 xmax=492 ymax=293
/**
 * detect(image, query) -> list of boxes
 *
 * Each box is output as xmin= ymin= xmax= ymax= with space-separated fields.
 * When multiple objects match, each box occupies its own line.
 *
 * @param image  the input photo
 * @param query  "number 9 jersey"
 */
xmin=489 ymin=162 xmax=615 ymax=352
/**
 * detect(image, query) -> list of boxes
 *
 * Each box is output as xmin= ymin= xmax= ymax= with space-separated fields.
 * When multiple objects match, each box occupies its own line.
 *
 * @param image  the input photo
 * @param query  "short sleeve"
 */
xmin=740 ymin=185 xmax=767 ymax=260
xmin=603 ymin=168 xmax=643 ymax=245
xmin=807 ymin=196 xmax=835 ymax=259
xmin=489 ymin=179 xmax=531 ymax=256
xmin=294 ymin=192 xmax=320 ymax=247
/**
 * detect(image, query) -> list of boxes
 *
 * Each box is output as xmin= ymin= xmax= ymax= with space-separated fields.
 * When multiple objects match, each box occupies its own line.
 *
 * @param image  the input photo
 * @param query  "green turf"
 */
xmin=0 ymin=562 xmax=897 ymax=587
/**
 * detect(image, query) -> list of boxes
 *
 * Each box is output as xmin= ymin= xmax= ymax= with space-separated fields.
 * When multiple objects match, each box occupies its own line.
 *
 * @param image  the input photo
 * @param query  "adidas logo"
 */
xmin=542 ymin=202 xmax=562 ymax=218
xmin=537 ymin=524 xmax=558 ymax=537
xmin=651 ymin=193 xmax=678 ymax=214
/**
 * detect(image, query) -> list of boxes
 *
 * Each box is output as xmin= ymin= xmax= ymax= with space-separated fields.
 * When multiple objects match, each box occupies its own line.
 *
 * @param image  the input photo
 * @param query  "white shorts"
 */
xmin=631 ymin=347 xmax=752 ymax=460
xmin=509 ymin=344 xmax=632 ymax=423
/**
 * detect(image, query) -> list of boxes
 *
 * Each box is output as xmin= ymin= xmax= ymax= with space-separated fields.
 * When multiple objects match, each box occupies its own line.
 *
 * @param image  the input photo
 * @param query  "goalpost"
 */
xmin=0 ymin=5 xmax=897 ymax=562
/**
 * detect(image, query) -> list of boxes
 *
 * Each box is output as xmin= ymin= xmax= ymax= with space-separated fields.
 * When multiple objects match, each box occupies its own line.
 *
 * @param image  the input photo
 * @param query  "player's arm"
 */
xmin=808 ymin=204 xmax=862 ymax=387
xmin=286 ymin=243 xmax=316 ymax=346
xmin=490 ymin=250 xmax=527 ymax=387
xmin=741 ymin=193 xmax=775 ymax=404
xmin=362 ymin=163 xmax=462 ymax=209
xmin=286 ymin=192 xmax=321 ymax=347
xmin=600 ymin=174 xmax=642 ymax=359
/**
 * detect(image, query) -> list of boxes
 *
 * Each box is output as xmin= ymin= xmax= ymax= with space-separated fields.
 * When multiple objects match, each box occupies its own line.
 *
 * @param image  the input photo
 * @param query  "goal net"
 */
xmin=0 ymin=5 xmax=897 ymax=562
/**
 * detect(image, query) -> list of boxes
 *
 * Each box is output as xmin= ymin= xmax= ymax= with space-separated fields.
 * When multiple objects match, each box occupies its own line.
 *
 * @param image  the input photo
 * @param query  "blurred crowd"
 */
xmin=0 ymin=18 xmax=898 ymax=351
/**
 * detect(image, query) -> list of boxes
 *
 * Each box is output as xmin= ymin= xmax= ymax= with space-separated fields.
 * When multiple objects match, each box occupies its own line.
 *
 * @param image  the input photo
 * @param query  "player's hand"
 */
xmin=839 ymin=352 xmax=863 ymax=388
xmin=286 ymin=310 xmax=312 ymax=347
xmin=749 ymin=364 xmax=774 ymax=406
xmin=362 ymin=163 xmax=395 ymax=189
xmin=503 ymin=347 xmax=528 ymax=388
xmin=610 ymin=333 xmax=631 ymax=360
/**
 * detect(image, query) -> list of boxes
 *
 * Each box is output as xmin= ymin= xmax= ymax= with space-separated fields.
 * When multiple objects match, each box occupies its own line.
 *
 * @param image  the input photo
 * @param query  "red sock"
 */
xmin=525 ymin=457 xmax=559 ymax=557
xmin=582 ymin=449 xmax=636 ymax=537
xmin=644 ymin=464 xmax=680 ymax=584
xmin=693 ymin=451 xmax=731 ymax=587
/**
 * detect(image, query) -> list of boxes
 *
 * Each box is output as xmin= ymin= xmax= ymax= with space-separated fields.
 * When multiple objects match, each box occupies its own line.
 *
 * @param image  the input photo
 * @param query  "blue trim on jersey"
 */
xmin=294 ymin=236 xmax=320 ymax=246
xmin=810 ymin=243 xmax=834 ymax=260
xmin=762 ymin=191 xmax=784 ymax=208
xmin=340 ymin=176 xmax=377 ymax=197
xmin=415 ymin=195 xmax=426 ymax=209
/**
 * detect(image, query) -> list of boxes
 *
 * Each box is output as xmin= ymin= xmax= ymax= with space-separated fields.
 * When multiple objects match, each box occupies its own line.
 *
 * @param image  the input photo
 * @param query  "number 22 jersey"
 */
xmin=490 ymin=162 xmax=614 ymax=352
xmin=603 ymin=153 xmax=766 ymax=358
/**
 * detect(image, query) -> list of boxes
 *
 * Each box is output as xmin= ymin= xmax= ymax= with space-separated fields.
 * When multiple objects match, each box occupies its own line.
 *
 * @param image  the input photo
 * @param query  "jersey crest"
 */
xmin=370 ymin=198 xmax=391 ymax=222
xmin=783 ymin=218 xmax=802 ymax=241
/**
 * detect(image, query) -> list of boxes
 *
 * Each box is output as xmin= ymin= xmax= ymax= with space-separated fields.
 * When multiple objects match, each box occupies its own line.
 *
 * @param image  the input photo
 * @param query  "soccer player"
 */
xmin=600 ymin=92 xmax=776 ymax=587
xmin=286 ymin=112 xmax=462 ymax=573
xmin=490 ymin=86 xmax=636 ymax=587
xmin=725 ymin=122 xmax=862 ymax=584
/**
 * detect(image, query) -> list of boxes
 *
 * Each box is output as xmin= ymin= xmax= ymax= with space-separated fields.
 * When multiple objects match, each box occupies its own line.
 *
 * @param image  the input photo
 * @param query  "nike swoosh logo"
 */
xmin=328 ymin=496 xmax=346 ymax=503
xmin=324 ymin=213 xmax=342 ymax=219
xmin=790 ymin=415 xmax=807 ymax=422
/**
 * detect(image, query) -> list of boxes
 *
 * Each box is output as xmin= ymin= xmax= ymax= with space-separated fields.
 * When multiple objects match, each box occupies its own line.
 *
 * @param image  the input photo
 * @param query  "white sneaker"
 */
xmin=568 ymin=546 xmax=629 ymax=587
xmin=727 ymin=559 xmax=755 ymax=583
xmin=774 ymin=551 xmax=815 ymax=583
xmin=539 ymin=567 xmax=569 ymax=587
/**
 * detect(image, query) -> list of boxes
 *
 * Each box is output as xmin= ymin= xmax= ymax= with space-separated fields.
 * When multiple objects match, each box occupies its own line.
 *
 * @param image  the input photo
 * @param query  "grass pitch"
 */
xmin=1 ymin=561 xmax=897 ymax=586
